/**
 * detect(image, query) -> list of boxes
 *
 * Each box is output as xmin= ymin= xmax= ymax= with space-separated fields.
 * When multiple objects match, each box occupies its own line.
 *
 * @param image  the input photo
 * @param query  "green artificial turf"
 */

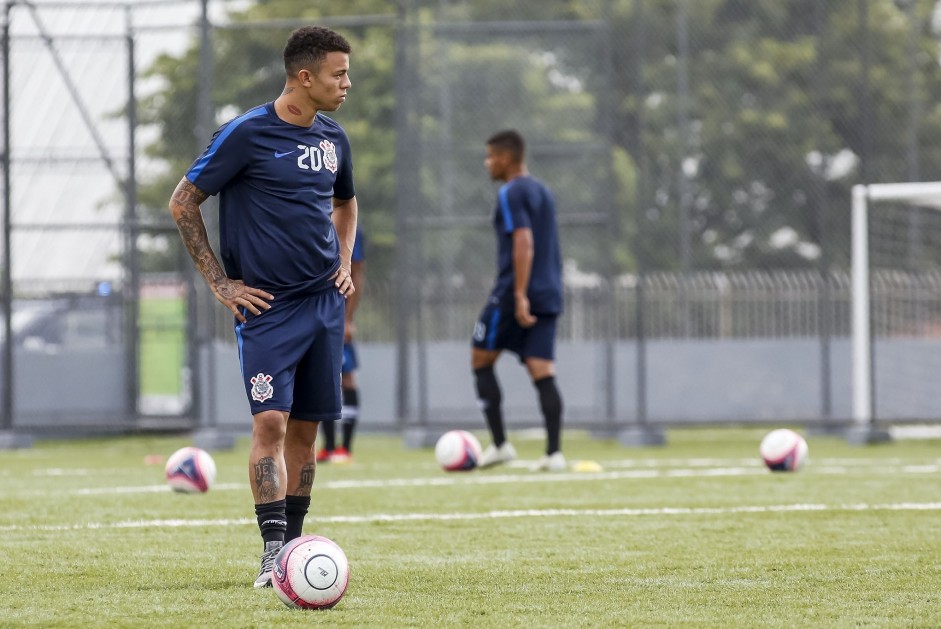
xmin=0 ymin=428 xmax=939 ymax=627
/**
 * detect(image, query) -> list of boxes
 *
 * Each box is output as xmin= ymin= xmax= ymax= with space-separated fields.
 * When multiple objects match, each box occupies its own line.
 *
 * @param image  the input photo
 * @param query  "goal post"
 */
xmin=851 ymin=181 xmax=941 ymax=439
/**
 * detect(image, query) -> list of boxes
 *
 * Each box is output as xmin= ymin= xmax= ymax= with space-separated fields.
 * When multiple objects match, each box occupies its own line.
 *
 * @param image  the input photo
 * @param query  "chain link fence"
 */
xmin=4 ymin=0 xmax=941 ymax=439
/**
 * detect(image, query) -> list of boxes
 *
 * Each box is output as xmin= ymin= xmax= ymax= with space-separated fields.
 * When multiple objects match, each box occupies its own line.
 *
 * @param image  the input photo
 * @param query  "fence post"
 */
xmin=124 ymin=6 xmax=141 ymax=425
xmin=191 ymin=0 xmax=233 ymax=451
xmin=0 ymin=0 xmax=27 ymax=449
xmin=619 ymin=0 xmax=664 ymax=448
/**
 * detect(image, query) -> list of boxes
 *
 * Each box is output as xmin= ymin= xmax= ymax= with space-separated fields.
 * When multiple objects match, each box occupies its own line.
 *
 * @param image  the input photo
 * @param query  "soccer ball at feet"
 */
xmin=164 ymin=446 xmax=216 ymax=493
xmin=272 ymin=535 xmax=350 ymax=609
xmin=759 ymin=429 xmax=808 ymax=472
xmin=434 ymin=430 xmax=482 ymax=471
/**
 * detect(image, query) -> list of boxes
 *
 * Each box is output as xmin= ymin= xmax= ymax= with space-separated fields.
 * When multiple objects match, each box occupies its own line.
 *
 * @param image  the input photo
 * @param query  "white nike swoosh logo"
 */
xmin=274 ymin=150 xmax=296 ymax=158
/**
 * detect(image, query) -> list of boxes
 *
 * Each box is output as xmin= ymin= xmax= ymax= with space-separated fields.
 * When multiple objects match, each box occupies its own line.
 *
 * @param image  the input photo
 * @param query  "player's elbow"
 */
xmin=168 ymin=198 xmax=182 ymax=222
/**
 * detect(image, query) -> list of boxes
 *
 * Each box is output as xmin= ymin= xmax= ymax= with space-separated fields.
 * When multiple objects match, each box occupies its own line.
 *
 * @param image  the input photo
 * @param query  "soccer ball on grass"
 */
xmin=272 ymin=535 xmax=350 ymax=609
xmin=434 ymin=429 xmax=482 ymax=471
xmin=164 ymin=446 xmax=216 ymax=493
xmin=759 ymin=428 xmax=808 ymax=472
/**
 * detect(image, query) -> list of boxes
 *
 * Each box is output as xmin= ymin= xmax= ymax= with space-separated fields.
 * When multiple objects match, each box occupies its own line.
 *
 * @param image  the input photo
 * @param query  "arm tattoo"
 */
xmin=253 ymin=456 xmax=280 ymax=503
xmin=170 ymin=179 xmax=226 ymax=286
xmin=293 ymin=463 xmax=315 ymax=496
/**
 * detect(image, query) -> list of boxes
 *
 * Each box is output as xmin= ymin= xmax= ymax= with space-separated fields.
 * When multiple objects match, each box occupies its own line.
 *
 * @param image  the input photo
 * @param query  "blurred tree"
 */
xmin=135 ymin=0 xmax=941 ymax=278
xmin=618 ymin=0 xmax=941 ymax=271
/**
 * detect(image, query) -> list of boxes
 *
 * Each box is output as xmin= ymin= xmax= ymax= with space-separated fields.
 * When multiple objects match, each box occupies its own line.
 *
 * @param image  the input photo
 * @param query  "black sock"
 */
xmin=255 ymin=499 xmax=287 ymax=547
xmin=320 ymin=417 xmax=336 ymax=451
xmin=535 ymin=376 xmax=563 ymax=455
xmin=341 ymin=388 xmax=359 ymax=452
xmin=285 ymin=494 xmax=311 ymax=543
xmin=474 ymin=366 xmax=505 ymax=446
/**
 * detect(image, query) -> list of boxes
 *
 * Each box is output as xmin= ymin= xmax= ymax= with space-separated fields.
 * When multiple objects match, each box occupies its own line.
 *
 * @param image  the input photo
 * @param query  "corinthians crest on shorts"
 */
xmin=250 ymin=372 xmax=274 ymax=402
xmin=320 ymin=139 xmax=338 ymax=173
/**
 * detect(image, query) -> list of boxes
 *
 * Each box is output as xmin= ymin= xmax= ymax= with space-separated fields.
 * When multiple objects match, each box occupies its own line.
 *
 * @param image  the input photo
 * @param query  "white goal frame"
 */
xmin=851 ymin=181 xmax=941 ymax=423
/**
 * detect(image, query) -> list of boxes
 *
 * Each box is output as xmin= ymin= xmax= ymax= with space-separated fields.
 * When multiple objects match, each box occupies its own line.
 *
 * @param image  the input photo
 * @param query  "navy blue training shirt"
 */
xmin=186 ymin=102 xmax=355 ymax=300
xmin=489 ymin=175 xmax=563 ymax=315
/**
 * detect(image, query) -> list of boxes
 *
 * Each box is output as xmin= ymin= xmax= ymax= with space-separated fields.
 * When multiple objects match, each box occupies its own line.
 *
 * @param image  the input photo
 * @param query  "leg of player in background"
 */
xmin=525 ymin=357 xmax=565 ymax=471
xmin=250 ymin=409 xmax=290 ymax=588
xmin=284 ymin=418 xmax=318 ymax=543
xmin=473 ymin=347 xmax=516 ymax=467
xmin=340 ymin=369 xmax=359 ymax=456
xmin=316 ymin=418 xmax=336 ymax=462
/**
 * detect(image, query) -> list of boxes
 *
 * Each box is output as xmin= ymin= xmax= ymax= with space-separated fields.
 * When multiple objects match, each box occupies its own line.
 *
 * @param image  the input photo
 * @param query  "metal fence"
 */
xmin=4 ymin=0 xmax=941 ymax=440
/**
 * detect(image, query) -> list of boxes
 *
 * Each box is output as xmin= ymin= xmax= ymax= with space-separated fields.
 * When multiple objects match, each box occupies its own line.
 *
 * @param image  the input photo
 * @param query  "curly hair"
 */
xmin=283 ymin=26 xmax=352 ymax=75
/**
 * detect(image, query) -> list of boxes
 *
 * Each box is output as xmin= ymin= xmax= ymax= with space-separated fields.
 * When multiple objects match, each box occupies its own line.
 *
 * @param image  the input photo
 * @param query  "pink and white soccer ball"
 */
xmin=759 ymin=428 xmax=808 ymax=472
xmin=434 ymin=430 xmax=482 ymax=471
xmin=164 ymin=446 xmax=216 ymax=493
xmin=272 ymin=535 xmax=350 ymax=610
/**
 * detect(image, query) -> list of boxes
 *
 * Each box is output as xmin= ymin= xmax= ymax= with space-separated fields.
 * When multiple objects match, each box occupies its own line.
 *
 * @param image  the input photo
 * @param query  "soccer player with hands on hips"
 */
xmin=168 ymin=26 xmax=357 ymax=588
xmin=317 ymin=226 xmax=365 ymax=464
xmin=471 ymin=130 xmax=566 ymax=472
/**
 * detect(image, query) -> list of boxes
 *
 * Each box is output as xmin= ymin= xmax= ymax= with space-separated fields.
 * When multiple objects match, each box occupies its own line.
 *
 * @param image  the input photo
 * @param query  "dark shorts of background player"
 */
xmin=342 ymin=342 xmax=357 ymax=374
xmin=235 ymin=289 xmax=345 ymax=421
xmin=472 ymin=302 xmax=557 ymax=361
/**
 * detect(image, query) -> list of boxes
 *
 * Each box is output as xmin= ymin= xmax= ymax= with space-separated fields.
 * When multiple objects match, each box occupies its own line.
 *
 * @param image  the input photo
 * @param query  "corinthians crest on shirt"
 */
xmin=250 ymin=372 xmax=274 ymax=402
xmin=320 ymin=139 xmax=338 ymax=173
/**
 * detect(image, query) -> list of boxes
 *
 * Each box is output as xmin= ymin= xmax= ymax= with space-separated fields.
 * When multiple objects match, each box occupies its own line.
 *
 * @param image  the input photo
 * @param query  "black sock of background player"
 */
xmin=320 ymin=418 xmax=336 ymax=451
xmin=254 ymin=499 xmax=287 ymax=547
xmin=284 ymin=495 xmax=311 ymax=543
xmin=474 ymin=366 xmax=505 ymax=446
xmin=341 ymin=388 xmax=359 ymax=451
xmin=535 ymin=376 xmax=563 ymax=455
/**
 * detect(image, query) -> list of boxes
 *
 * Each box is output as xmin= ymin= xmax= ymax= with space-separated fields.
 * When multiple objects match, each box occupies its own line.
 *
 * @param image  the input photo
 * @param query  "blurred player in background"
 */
xmin=168 ymin=26 xmax=357 ymax=588
xmin=317 ymin=226 xmax=365 ymax=463
xmin=471 ymin=130 xmax=566 ymax=472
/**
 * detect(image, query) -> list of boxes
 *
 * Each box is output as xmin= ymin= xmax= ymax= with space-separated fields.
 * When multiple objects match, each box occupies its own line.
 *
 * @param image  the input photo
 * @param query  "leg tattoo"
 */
xmin=254 ymin=456 xmax=280 ymax=503
xmin=293 ymin=462 xmax=315 ymax=496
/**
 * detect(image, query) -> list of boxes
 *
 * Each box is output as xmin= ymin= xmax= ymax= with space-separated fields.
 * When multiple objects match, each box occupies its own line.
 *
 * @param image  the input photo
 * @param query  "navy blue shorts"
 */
xmin=234 ymin=290 xmax=345 ymax=421
xmin=342 ymin=342 xmax=358 ymax=374
xmin=471 ymin=303 xmax=558 ymax=361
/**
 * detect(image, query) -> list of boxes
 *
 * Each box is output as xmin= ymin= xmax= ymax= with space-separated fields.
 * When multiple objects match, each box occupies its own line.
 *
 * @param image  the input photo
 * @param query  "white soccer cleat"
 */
xmin=532 ymin=451 xmax=567 ymax=472
xmin=253 ymin=540 xmax=282 ymax=589
xmin=477 ymin=442 xmax=517 ymax=469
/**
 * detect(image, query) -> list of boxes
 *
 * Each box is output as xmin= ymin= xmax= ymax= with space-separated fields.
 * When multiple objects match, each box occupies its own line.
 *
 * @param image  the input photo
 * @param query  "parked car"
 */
xmin=7 ymin=293 xmax=123 ymax=352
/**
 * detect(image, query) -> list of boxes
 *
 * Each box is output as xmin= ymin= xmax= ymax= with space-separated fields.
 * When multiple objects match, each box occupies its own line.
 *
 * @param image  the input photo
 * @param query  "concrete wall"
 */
xmin=11 ymin=348 xmax=129 ymax=430
xmin=199 ymin=337 xmax=865 ymax=432
xmin=11 ymin=337 xmax=939 ymax=434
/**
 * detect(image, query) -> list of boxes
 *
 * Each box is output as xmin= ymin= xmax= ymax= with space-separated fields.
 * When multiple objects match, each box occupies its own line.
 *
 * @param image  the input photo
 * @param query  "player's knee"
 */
xmin=471 ymin=348 xmax=498 ymax=371
xmin=525 ymin=358 xmax=555 ymax=381
xmin=253 ymin=410 xmax=287 ymax=446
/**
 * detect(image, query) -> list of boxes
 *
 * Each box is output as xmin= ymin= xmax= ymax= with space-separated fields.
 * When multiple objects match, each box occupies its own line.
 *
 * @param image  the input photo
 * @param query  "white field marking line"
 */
xmin=23 ymin=456 xmax=937 ymax=483
xmin=71 ymin=482 xmax=246 ymax=495
xmin=599 ymin=457 xmax=939 ymax=468
xmin=62 ymin=463 xmax=941 ymax=496
xmin=4 ymin=501 xmax=941 ymax=532
xmin=65 ymin=467 xmax=767 ymax=495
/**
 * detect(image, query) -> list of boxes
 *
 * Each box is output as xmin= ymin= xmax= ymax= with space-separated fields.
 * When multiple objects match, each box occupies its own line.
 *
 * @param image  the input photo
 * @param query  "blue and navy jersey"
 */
xmin=489 ymin=176 xmax=563 ymax=315
xmin=351 ymin=227 xmax=366 ymax=264
xmin=185 ymin=102 xmax=355 ymax=300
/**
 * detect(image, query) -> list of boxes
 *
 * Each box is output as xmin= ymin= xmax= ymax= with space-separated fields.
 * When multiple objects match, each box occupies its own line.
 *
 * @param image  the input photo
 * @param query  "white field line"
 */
xmin=58 ymin=462 xmax=941 ymax=496
xmin=22 ymin=456 xmax=935 ymax=479
xmin=3 ymin=501 xmax=941 ymax=532
xmin=599 ymin=457 xmax=941 ymax=468
xmin=63 ymin=466 xmax=791 ymax=495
